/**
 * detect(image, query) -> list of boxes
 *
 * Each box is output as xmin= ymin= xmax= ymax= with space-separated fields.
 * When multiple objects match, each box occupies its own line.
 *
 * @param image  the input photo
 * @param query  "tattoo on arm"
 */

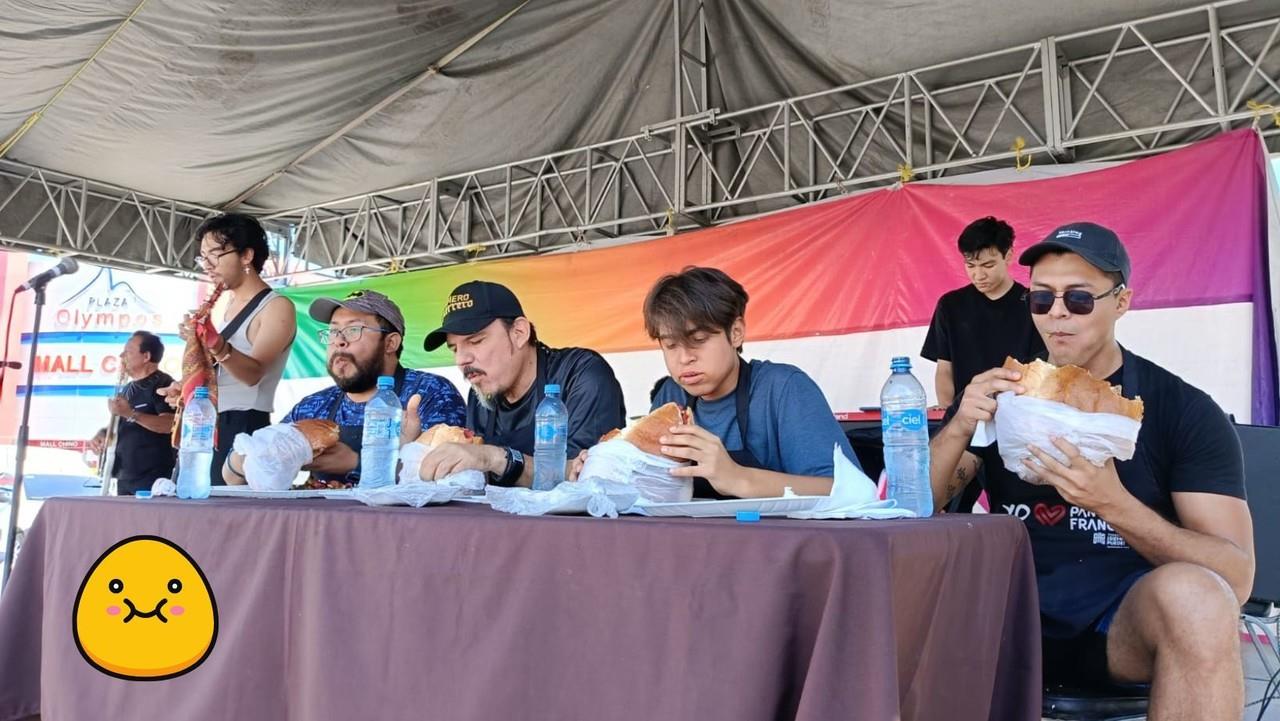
xmin=944 ymin=464 xmax=970 ymax=501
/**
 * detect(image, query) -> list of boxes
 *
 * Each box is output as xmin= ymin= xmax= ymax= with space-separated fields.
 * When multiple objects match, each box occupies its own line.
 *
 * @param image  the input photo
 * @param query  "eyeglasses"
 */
xmin=192 ymin=247 xmax=238 ymax=270
xmin=318 ymin=325 xmax=391 ymax=345
xmin=1024 ymin=284 xmax=1126 ymax=315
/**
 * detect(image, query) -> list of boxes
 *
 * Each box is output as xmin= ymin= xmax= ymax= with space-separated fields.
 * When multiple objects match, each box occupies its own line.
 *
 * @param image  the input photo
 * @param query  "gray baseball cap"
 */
xmin=308 ymin=290 xmax=406 ymax=335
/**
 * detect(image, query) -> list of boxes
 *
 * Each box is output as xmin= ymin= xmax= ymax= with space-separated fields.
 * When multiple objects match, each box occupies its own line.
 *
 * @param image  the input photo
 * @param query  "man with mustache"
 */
xmin=222 ymin=291 xmax=465 ymax=485
xmin=930 ymin=223 xmax=1254 ymax=719
xmin=410 ymin=281 xmax=626 ymax=487
xmin=104 ymin=331 xmax=178 ymax=496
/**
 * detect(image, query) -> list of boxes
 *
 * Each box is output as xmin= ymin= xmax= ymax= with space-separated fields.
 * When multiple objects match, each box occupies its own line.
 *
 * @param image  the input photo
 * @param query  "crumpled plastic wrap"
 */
xmin=577 ymin=439 xmax=692 ymax=502
xmin=232 ymin=424 xmax=313 ymax=491
xmin=990 ymin=391 xmax=1141 ymax=484
xmin=398 ymin=441 xmax=487 ymax=491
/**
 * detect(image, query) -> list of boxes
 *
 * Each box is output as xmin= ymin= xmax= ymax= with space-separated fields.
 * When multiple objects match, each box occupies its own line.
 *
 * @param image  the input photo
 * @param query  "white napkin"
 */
xmin=787 ymin=445 xmax=916 ymax=520
xmin=971 ymin=419 xmax=997 ymax=447
xmin=150 ymin=477 xmax=177 ymax=497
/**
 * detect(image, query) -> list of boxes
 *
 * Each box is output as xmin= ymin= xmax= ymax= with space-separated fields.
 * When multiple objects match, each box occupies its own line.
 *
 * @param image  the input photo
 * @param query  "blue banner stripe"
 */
xmin=19 ymin=331 xmax=181 ymax=344
xmin=15 ymin=385 xmax=120 ymax=397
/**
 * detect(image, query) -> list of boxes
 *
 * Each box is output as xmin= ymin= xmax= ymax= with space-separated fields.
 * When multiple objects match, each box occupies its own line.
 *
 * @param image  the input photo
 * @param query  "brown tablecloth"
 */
xmin=0 ymin=497 xmax=1040 ymax=721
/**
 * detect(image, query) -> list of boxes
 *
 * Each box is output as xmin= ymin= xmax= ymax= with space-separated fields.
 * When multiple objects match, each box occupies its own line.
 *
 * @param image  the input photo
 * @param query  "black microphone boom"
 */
xmin=18 ymin=257 xmax=80 ymax=293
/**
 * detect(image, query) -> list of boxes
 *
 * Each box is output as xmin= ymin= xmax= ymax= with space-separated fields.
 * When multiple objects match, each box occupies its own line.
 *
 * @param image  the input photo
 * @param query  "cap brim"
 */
xmin=423 ymin=316 xmax=497 ymax=352
xmin=307 ymin=298 xmax=344 ymax=325
xmin=1018 ymin=239 xmax=1121 ymax=274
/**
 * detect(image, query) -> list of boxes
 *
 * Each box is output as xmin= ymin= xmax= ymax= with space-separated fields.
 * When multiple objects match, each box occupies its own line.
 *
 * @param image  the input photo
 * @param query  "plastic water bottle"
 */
xmin=533 ymin=384 xmax=569 ymax=491
xmin=359 ymin=376 xmax=403 ymax=489
xmin=176 ymin=386 xmax=216 ymax=500
xmin=881 ymin=357 xmax=933 ymax=517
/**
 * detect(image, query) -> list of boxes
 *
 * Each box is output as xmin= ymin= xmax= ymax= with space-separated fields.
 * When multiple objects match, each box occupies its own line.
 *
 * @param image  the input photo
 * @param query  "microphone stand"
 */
xmin=3 ymin=285 xmax=48 ymax=588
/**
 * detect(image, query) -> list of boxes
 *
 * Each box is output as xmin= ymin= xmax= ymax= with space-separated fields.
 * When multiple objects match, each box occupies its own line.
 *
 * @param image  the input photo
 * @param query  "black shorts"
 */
xmin=1042 ymin=630 xmax=1113 ymax=688
xmin=212 ymin=409 xmax=270 ymax=485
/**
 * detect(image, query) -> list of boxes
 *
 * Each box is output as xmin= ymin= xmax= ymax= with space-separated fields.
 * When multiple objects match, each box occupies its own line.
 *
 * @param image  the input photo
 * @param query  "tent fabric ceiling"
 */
xmin=0 ymin=0 xmax=1230 ymax=215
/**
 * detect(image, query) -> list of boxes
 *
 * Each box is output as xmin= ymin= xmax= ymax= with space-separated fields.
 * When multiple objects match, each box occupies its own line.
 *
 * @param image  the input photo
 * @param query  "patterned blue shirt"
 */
xmin=282 ymin=368 xmax=465 ymax=433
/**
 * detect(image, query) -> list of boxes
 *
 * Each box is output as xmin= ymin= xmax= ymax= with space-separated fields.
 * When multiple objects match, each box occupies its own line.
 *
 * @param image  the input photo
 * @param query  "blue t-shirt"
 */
xmin=651 ymin=359 xmax=858 ymax=477
xmin=282 ymin=368 xmax=465 ymax=435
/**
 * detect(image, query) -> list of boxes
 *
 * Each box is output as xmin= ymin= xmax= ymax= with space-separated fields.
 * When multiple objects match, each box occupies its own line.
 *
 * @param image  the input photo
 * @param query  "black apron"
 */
xmin=316 ymin=365 xmax=408 ymax=483
xmin=483 ymin=346 xmax=549 ymax=452
xmin=685 ymin=359 xmax=765 ymax=499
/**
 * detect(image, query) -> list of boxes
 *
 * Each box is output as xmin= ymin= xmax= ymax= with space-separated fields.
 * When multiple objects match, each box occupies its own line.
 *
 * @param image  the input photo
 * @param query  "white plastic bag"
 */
xmin=232 ymin=424 xmax=314 ymax=491
xmin=577 ymin=439 xmax=692 ymax=502
xmin=398 ymin=441 xmax=487 ymax=491
xmin=347 ymin=481 xmax=460 ymax=508
xmin=486 ymin=480 xmax=640 ymax=518
xmin=992 ymin=391 xmax=1141 ymax=484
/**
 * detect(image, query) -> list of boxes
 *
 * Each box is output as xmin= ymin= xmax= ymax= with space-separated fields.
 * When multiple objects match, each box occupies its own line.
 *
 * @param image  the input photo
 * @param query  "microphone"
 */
xmin=18 ymin=257 xmax=79 ymax=293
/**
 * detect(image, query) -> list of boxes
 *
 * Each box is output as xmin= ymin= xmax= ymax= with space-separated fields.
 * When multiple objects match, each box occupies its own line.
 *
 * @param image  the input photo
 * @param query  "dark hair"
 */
xmin=132 ymin=331 xmax=164 ymax=364
xmin=374 ymin=316 xmax=404 ymax=358
xmin=957 ymin=216 xmax=1015 ymax=258
xmin=195 ymin=213 xmax=270 ymax=273
xmin=500 ymin=317 xmax=539 ymax=346
xmin=643 ymin=267 xmax=748 ymax=350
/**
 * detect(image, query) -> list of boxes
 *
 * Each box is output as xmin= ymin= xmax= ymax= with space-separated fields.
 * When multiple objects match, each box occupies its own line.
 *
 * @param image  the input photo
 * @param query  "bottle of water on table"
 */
xmin=881 ymin=357 xmax=933 ymax=517
xmin=533 ymin=384 xmax=568 ymax=491
xmin=177 ymin=386 xmax=216 ymax=500
xmin=360 ymin=375 xmax=403 ymax=489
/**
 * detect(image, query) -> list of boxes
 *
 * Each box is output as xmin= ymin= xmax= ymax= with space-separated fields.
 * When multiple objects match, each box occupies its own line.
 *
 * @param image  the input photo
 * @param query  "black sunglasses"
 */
xmin=1024 ymin=284 xmax=1126 ymax=315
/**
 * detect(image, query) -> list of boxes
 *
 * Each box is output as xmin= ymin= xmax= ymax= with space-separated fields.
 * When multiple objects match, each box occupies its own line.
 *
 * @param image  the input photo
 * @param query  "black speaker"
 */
xmin=1234 ymin=423 xmax=1280 ymax=605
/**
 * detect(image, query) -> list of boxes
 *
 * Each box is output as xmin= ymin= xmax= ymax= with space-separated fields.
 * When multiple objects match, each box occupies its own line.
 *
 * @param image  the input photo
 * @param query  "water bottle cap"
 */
xmin=890 ymin=356 xmax=911 ymax=371
xmin=376 ymin=375 xmax=394 ymax=389
xmin=193 ymin=386 xmax=209 ymax=399
xmin=544 ymin=384 xmax=561 ymax=395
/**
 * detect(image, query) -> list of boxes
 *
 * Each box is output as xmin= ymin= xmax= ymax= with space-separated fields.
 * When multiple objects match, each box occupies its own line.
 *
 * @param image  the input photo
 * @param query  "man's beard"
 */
xmin=329 ymin=351 xmax=382 ymax=393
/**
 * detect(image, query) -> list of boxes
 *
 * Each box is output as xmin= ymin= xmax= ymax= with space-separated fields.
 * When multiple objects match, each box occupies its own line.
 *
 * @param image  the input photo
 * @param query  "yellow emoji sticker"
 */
xmin=73 ymin=536 xmax=218 ymax=680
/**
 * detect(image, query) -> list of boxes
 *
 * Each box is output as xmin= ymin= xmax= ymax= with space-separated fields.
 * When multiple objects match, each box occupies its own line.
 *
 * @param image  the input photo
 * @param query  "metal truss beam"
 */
xmin=0 ymin=158 xmax=217 ymax=274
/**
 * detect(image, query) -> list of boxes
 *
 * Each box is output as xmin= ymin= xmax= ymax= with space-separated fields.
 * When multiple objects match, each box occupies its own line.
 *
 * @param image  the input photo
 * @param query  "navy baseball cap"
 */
xmin=424 ymin=281 xmax=525 ymax=351
xmin=1018 ymin=222 xmax=1131 ymax=284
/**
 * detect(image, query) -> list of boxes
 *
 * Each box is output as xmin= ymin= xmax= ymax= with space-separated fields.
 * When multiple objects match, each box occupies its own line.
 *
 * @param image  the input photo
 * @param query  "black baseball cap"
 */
xmin=424 ymin=281 xmax=525 ymax=351
xmin=1018 ymin=222 xmax=1131 ymax=285
xmin=309 ymin=290 xmax=406 ymax=335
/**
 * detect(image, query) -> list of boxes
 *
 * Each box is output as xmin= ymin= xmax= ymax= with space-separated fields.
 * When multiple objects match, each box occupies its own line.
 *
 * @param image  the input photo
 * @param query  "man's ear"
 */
xmin=509 ymin=317 xmax=533 ymax=349
xmin=729 ymin=317 xmax=746 ymax=350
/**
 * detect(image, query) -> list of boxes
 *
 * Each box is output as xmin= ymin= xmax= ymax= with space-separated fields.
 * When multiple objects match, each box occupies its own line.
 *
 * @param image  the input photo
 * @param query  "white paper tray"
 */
xmin=632 ymin=495 xmax=824 ymax=518
xmin=209 ymin=486 xmax=353 ymax=500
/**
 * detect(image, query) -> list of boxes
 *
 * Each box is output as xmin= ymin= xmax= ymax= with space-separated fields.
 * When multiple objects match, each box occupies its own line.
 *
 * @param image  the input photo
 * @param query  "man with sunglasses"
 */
xmin=222 ymin=291 xmax=465 ymax=486
xmin=930 ymin=222 xmax=1254 ymax=719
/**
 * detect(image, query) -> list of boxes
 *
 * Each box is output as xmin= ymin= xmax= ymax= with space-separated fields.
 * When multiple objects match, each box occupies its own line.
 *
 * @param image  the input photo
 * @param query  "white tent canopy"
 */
xmin=1 ymin=0 xmax=1277 ymax=278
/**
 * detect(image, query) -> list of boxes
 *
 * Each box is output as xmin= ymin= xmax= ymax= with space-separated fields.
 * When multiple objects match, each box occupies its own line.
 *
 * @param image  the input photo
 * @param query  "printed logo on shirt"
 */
xmin=999 ymin=503 xmax=1131 ymax=549
xmin=1032 ymin=503 xmax=1066 ymax=526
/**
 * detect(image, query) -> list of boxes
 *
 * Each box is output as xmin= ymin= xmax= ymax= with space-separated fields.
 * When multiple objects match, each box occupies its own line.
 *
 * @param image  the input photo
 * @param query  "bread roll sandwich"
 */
xmin=293 ymin=419 xmax=341 ymax=456
xmin=1002 ymin=357 xmax=1144 ymax=421
xmin=599 ymin=402 xmax=694 ymax=459
xmin=416 ymin=424 xmax=483 ymax=447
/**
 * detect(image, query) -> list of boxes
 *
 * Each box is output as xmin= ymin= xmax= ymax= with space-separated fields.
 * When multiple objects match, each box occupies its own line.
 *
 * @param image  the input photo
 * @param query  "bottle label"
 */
xmin=882 ymin=408 xmax=926 ymax=434
xmin=363 ymin=417 xmax=401 ymax=442
xmin=535 ymin=421 xmax=565 ymax=444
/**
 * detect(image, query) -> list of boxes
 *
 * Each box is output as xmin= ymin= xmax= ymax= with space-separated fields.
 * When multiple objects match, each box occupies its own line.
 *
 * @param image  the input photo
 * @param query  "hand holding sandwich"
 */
xmin=1026 ymin=437 xmax=1128 ymax=515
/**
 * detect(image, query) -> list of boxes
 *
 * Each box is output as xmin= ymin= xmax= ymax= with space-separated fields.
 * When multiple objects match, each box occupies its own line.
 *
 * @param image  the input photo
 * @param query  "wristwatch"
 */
xmin=498 ymin=447 xmax=525 ymax=486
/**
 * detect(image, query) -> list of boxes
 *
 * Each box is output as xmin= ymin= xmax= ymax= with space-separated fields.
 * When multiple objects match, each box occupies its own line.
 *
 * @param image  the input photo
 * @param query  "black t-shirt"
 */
xmin=944 ymin=350 xmax=1246 ymax=638
xmin=466 ymin=345 xmax=627 ymax=484
xmin=921 ymin=282 xmax=1045 ymax=395
xmin=114 ymin=370 xmax=178 ymax=491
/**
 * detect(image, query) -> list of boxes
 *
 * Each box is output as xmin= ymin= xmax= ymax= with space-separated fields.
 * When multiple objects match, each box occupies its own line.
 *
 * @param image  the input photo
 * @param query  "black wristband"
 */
xmin=496 ymin=447 xmax=525 ymax=486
